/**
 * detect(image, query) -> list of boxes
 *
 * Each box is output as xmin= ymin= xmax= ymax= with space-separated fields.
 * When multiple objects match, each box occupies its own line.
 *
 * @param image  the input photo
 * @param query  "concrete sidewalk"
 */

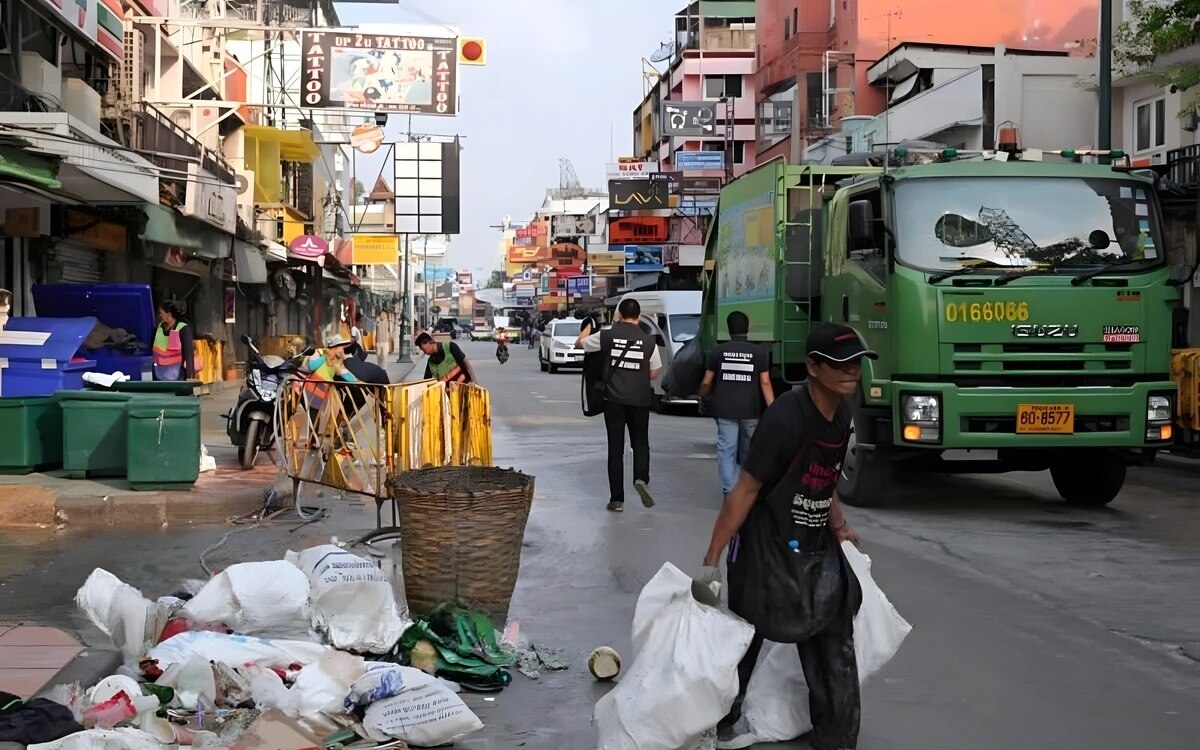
xmin=0 ymin=355 xmax=425 ymax=531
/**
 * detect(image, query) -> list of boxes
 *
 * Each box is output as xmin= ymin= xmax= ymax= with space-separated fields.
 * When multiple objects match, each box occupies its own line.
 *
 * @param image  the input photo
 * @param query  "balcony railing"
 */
xmin=1167 ymin=145 xmax=1200 ymax=187
xmin=128 ymin=102 xmax=235 ymax=186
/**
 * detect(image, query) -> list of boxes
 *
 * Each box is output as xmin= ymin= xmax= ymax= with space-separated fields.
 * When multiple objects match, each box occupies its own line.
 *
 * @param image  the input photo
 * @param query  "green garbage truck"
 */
xmin=699 ymin=150 xmax=1180 ymax=507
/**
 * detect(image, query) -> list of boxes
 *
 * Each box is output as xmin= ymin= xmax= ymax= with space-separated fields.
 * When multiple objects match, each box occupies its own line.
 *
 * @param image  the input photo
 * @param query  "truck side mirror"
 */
xmin=849 ymin=200 xmax=875 ymax=250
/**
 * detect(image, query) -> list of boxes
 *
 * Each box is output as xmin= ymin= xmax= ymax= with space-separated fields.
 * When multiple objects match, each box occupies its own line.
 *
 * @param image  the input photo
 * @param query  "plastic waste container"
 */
xmin=126 ymin=396 xmax=201 ymax=491
xmin=0 ymin=318 xmax=97 ymax=396
xmin=58 ymin=391 xmax=135 ymax=478
xmin=0 ymin=395 xmax=62 ymax=474
xmin=97 ymin=380 xmax=200 ymax=396
xmin=32 ymin=284 xmax=156 ymax=381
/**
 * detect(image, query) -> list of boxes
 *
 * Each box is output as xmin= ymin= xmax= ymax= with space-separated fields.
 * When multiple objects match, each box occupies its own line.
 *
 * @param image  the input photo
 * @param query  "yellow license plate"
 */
xmin=1016 ymin=404 xmax=1075 ymax=434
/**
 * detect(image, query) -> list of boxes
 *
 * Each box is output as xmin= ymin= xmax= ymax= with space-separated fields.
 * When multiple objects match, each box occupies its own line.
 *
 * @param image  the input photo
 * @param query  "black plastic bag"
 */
xmin=496 ymin=346 xmax=510 ymax=364
xmin=663 ymin=335 xmax=705 ymax=399
xmin=727 ymin=507 xmax=861 ymax=644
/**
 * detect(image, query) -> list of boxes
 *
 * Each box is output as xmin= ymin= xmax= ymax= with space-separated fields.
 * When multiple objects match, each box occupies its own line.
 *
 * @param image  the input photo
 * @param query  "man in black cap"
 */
xmin=698 ymin=322 xmax=876 ymax=750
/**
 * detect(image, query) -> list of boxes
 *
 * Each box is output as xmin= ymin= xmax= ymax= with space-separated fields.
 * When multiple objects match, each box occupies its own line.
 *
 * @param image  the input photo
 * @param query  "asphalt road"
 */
xmin=2 ymin=339 xmax=1199 ymax=749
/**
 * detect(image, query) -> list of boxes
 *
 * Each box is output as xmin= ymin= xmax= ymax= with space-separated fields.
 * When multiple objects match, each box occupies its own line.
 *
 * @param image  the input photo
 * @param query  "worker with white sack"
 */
xmin=697 ymin=324 xmax=881 ymax=750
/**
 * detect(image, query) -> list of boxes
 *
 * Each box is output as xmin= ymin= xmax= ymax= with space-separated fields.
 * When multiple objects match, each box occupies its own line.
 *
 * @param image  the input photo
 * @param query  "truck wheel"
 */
xmin=539 ymin=353 xmax=548 ymax=372
xmin=837 ymin=436 xmax=893 ymax=508
xmin=1050 ymin=454 xmax=1126 ymax=506
xmin=548 ymin=361 xmax=559 ymax=374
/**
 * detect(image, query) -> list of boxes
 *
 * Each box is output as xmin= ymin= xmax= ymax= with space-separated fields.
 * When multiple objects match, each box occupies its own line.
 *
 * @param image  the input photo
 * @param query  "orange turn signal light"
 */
xmin=903 ymin=424 xmax=922 ymax=442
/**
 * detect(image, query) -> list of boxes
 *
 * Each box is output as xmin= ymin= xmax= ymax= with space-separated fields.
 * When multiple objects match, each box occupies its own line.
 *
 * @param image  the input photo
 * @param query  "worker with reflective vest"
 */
xmin=416 ymin=331 xmax=476 ymax=383
xmin=299 ymin=334 xmax=359 ymax=411
xmin=153 ymin=301 xmax=196 ymax=381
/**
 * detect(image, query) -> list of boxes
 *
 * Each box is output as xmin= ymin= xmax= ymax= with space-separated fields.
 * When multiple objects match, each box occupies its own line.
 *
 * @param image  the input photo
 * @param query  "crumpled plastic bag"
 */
xmin=146 ymin=631 xmax=330 ymax=671
xmin=594 ymin=562 xmax=756 ymax=750
xmin=26 ymin=727 xmax=166 ymax=750
xmin=720 ymin=542 xmax=913 ymax=749
xmin=285 ymin=545 xmax=409 ymax=653
xmin=246 ymin=651 xmax=366 ymax=717
xmin=345 ymin=662 xmax=406 ymax=711
xmin=362 ymin=666 xmax=482 ymax=746
xmin=182 ymin=561 xmax=311 ymax=639
xmin=75 ymin=569 xmax=168 ymax=664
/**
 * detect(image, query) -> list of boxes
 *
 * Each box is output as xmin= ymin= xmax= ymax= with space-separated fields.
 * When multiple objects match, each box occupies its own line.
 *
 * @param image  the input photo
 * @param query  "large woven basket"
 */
xmin=389 ymin=466 xmax=535 ymax=623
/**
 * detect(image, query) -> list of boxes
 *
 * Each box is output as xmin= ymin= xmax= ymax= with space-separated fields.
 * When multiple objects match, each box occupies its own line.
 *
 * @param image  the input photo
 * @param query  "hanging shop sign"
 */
xmin=675 ymin=151 xmax=726 ymax=171
xmin=683 ymin=176 xmax=723 ymax=194
xmin=661 ymin=101 xmax=717 ymax=137
xmin=300 ymin=30 xmax=458 ymax=115
xmin=588 ymin=250 xmax=626 ymax=274
xmin=350 ymin=233 xmax=400 ymax=265
xmin=515 ymin=223 xmax=548 ymax=240
xmin=608 ymin=179 xmax=669 ymax=211
xmin=609 ymin=216 xmax=670 ymax=244
xmin=289 ymin=234 xmax=329 ymax=260
xmin=606 ymin=161 xmax=659 ymax=179
xmin=550 ymin=214 xmax=597 ymax=238
xmin=393 ymin=141 xmax=462 ymax=234
xmin=351 ymin=124 xmax=385 ymax=154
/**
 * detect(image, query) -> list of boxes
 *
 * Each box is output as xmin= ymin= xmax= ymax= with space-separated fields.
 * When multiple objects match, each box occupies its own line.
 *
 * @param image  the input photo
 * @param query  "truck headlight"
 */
xmin=1146 ymin=394 xmax=1174 ymax=442
xmin=553 ymin=340 xmax=569 ymax=350
xmin=901 ymin=394 xmax=941 ymax=443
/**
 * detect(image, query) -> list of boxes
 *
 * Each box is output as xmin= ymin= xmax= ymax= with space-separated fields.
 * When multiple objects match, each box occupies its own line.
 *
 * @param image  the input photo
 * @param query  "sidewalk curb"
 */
xmin=33 ymin=646 xmax=122 ymax=700
xmin=0 ymin=484 xmax=265 ymax=531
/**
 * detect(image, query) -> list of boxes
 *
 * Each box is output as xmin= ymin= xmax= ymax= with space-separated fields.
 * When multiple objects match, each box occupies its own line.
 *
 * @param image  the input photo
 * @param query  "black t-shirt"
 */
xmin=705 ymin=338 xmax=768 ymax=419
xmin=741 ymin=385 xmax=853 ymax=549
xmin=423 ymin=342 xmax=472 ymax=382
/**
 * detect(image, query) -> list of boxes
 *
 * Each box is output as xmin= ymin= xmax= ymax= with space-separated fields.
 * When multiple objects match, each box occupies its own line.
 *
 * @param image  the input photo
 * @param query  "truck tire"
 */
xmin=1050 ymin=454 xmax=1127 ymax=506
xmin=837 ymin=436 xmax=894 ymax=508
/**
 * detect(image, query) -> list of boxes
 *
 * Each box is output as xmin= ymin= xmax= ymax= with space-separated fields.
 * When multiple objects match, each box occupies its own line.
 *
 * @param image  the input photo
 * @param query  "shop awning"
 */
xmin=234 ymin=239 xmax=269 ymax=285
xmin=140 ymin=204 xmax=203 ymax=250
xmin=0 ymin=139 xmax=61 ymax=190
xmin=244 ymin=125 xmax=320 ymax=163
xmin=260 ymin=240 xmax=289 ymax=262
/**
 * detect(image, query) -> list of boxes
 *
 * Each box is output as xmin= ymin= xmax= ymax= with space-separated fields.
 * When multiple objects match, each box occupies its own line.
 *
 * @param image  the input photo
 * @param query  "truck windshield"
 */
xmin=893 ymin=177 xmax=1164 ymax=272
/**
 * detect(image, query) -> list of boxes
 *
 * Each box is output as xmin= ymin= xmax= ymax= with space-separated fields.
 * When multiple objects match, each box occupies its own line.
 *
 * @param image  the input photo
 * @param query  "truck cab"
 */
xmin=701 ymin=152 xmax=1180 ymax=507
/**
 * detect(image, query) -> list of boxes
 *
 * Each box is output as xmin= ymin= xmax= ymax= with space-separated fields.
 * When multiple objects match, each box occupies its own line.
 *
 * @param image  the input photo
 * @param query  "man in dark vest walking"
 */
xmin=576 ymin=298 xmax=662 ymax=512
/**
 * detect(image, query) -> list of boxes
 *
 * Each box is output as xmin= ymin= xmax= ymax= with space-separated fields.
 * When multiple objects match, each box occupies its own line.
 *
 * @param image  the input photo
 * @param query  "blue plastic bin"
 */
xmin=0 ymin=318 xmax=96 ymax=397
xmin=32 ymin=284 xmax=156 ymax=381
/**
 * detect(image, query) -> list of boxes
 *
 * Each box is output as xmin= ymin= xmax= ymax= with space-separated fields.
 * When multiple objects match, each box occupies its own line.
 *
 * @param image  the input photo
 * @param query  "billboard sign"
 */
xmin=661 ymin=101 xmax=717 ymax=137
xmin=350 ymin=234 xmax=399 ymax=265
xmin=588 ymin=250 xmax=625 ymax=274
xmin=606 ymin=161 xmax=660 ymax=179
xmin=289 ymin=234 xmax=328 ymax=260
xmin=675 ymin=151 xmax=725 ymax=171
xmin=624 ymin=245 xmax=664 ymax=273
xmin=300 ymin=31 xmax=458 ymax=115
xmin=567 ymin=276 xmax=590 ymax=296
xmin=682 ymin=176 xmax=723 ymax=194
xmin=608 ymin=179 xmax=669 ymax=211
xmin=609 ymin=217 xmax=670 ymax=244
xmin=550 ymin=214 xmax=597 ymax=238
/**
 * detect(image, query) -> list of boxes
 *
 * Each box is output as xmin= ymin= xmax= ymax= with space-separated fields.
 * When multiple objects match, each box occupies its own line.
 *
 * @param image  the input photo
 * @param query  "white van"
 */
xmin=617 ymin=291 xmax=701 ymax=409
xmin=538 ymin=318 xmax=585 ymax=373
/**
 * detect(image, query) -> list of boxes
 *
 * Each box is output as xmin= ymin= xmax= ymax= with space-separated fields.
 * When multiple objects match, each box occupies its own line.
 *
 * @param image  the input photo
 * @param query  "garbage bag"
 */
xmin=345 ymin=662 xmax=407 ymax=711
xmin=75 ymin=569 xmax=169 ymax=664
xmin=146 ymin=631 xmax=330 ymax=672
xmin=182 ymin=561 xmax=312 ymax=639
xmin=285 ymin=545 xmax=409 ymax=653
xmin=362 ymin=666 xmax=483 ymax=746
xmin=594 ymin=562 xmax=756 ymax=750
xmin=26 ymin=727 xmax=167 ymax=750
xmin=721 ymin=542 xmax=912 ymax=749
xmin=392 ymin=605 xmax=514 ymax=692
xmin=662 ymin=335 xmax=705 ymax=399
xmin=0 ymin=697 xmax=84 ymax=745
xmin=247 ymin=651 xmax=365 ymax=717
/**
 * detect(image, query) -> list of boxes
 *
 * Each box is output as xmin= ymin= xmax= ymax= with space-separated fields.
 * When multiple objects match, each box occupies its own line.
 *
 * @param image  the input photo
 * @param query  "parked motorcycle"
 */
xmin=227 ymin=335 xmax=300 ymax=469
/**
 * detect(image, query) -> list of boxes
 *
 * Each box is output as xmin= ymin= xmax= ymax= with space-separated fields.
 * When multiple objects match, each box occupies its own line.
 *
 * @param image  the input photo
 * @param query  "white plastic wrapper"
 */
xmin=74 ymin=569 xmax=167 ymax=664
xmin=285 ymin=545 xmax=409 ymax=653
xmin=362 ymin=666 xmax=483 ymax=746
xmin=147 ymin=631 xmax=330 ymax=671
xmin=182 ymin=560 xmax=312 ymax=639
xmin=594 ymin=563 xmax=756 ymax=750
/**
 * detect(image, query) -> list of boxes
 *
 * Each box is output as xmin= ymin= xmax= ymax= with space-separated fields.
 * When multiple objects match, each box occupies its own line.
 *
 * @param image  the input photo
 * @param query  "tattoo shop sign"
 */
xmin=301 ymin=31 xmax=458 ymax=115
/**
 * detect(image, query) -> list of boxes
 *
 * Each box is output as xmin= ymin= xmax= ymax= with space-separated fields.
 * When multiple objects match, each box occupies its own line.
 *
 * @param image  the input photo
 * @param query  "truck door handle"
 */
xmin=841 ymin=295 xmax=850 ymax=322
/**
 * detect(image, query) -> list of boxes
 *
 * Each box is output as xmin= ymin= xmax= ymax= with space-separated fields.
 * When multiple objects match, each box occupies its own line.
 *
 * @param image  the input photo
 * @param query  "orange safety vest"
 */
xmin=152 ymin=321 xmax=186 ymax=380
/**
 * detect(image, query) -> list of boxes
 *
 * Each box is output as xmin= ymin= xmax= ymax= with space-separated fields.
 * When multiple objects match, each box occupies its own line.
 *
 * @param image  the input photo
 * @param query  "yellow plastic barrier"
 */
xmin=1172 ymin=349 xmax=1200 ymax=432
xmin=277 ymin=378 xmax=494 ymax=526
xmin=194 ymin=339 xmax=223 ymax=384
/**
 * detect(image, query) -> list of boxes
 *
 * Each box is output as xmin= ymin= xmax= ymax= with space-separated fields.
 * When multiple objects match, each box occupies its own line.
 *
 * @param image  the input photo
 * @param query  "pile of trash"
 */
xmin=8 ymin=543 xmax=538 ymax=750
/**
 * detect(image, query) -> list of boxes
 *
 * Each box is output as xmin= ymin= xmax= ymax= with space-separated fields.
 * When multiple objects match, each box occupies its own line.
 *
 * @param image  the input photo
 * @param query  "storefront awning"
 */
xmin=260 ymin=240 xmax=289 ymax=263
xmin=0 ymin=140 xmax=61 ymax=190
xmin=140 ymin=204 xmax=203 ymax=250
xmin=234 ymin=239 xmax=269 ymax=285
xmin=244 ymin=125 xmax=320 ymax=163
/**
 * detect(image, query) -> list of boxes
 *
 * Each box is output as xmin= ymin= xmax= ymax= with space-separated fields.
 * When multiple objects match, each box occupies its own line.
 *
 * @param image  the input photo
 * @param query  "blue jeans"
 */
xmin=715 ymin=418 xmax=757 ymax=494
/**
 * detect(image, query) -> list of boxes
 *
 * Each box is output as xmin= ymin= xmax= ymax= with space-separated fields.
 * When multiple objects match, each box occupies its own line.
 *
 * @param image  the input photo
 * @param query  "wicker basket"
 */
xmin=389 ymin=466 xmax=535 ymax=623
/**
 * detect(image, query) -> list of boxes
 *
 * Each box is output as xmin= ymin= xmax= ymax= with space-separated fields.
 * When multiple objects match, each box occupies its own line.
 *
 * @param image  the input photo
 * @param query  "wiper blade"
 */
xmin=1071 ymin=260 xmax=1151 ymax=286
xmin=992 ymin=267 xmax=1056 ymax=286
xmin=927 ymin=259 xmax=1010 ymax=284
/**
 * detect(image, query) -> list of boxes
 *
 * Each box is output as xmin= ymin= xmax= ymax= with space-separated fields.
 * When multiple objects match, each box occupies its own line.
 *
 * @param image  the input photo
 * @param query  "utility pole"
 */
xmin=397 ymin=233 xmax=412 ymax=364
xmin=1098 ymin=0 xmax=1113 ymax=150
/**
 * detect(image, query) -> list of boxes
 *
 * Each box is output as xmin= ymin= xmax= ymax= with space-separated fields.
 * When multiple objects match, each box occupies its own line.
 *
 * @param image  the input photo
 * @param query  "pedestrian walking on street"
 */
xmin=375 ymin=309 xmax=394 ymax=367
xmin=417 ymin=331 xmax=477 ymax=383
xmin=698 ymin=311 xmax=775 ymax=496
xmin=698 ymin=323 xmax=874 ymax=750
xmin=576 ymin=298 xmax=661 ymax=512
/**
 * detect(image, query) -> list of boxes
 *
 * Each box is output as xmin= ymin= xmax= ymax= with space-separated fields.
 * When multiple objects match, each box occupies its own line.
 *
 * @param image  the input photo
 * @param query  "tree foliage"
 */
xmin=1116 ymin=0 xmax=1200 ymax=107
xmin=484 ymin=270 xmax=505 ymax=289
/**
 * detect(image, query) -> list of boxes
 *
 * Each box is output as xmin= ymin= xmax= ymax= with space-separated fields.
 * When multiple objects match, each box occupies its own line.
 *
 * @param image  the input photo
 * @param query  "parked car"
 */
xmin=434 ymin=317 xmax=462 ymax=339
xmin=469 ymin=326 xmax=494 ymax=342
xmin=538 ymin=318 xmax=585 ymax=373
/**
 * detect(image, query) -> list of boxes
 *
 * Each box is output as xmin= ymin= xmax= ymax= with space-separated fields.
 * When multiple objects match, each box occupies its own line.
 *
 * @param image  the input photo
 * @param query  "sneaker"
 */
xmin=606 ymin=501 xmax=624 ymax=512
xmin=634 ymin=479 xmax=655 ymax=508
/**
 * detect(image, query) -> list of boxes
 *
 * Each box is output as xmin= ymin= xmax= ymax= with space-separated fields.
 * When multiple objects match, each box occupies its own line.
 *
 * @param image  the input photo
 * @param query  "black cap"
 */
xmin=807 ymin=323 xmax=878 ymax=363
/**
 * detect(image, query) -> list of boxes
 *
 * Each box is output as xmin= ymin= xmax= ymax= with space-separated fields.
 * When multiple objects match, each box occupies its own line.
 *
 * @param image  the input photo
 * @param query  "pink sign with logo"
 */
xmin=289 ymin=235 xmax=328 ymax=259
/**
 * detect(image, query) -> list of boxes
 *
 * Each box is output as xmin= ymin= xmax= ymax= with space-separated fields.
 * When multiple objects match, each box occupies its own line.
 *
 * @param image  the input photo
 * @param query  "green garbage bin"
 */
xmin=0 ymin=396 xmax=63 ymax=474
xmin=58 ymin=391 xmax=136 ymax=478
xmin=126 ymin=396 xmax=201 ymax=491
xmin=100 ymin=380 xmax=200 ymax=396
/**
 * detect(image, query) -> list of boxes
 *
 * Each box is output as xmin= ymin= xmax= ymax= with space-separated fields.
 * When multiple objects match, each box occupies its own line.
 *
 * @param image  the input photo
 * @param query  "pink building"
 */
xmin=633 ymin=1 xmax=759 ymax=179
xmin=754 ymin=0 xmax=1099 ymax=162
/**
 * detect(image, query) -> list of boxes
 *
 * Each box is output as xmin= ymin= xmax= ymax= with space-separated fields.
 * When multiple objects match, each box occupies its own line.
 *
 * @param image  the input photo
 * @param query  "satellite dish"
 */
xmin=650 ymin=42 xmax=676 ymax=63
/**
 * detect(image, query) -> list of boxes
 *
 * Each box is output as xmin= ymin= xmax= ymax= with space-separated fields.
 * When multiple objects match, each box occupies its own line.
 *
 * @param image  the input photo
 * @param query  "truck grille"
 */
xmin=951 ymin=343 xmax=1134 ymax=378
xmin=961 ymin=415 xmax=1130 ymax=435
